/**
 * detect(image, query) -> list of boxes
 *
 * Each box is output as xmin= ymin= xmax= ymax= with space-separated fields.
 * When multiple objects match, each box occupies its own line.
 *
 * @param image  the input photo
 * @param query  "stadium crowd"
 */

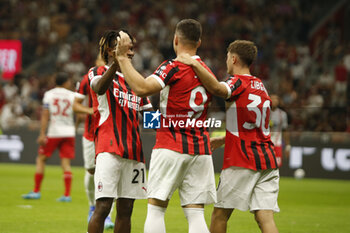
xmin=0 ymin=0 xmax=349 ymax=133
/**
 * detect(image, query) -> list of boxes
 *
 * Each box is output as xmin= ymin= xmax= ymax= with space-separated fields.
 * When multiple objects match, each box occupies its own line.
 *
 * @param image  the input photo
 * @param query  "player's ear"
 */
xmin=232 ymin=54 xmax=237 ymax=64
xmin=174 ymin=34 xmax=179 ymax=46
xmin=196 ymin=39 xmax=201 ymax=49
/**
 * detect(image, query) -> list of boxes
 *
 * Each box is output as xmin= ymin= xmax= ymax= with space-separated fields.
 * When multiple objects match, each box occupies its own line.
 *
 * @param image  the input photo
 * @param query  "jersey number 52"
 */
xmin=52 ymin=98 xmax=71 ymax=116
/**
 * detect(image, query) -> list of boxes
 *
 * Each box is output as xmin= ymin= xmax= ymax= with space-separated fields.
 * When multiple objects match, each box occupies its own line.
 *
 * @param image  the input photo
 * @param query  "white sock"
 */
xmin=183 ymin=208 xmax=210 ymax=233
xmin=144 ymin=204 xmax=166 ymax=233
xmin=84 ymin=171 xmax=95 ymax=206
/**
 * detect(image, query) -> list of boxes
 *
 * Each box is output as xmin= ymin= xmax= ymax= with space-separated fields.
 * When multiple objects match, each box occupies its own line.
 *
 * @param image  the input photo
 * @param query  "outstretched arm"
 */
xmin=116 ymin=31 xmax=162 ymax=97
xmin=176 ymin=53 xmax=228 ymax=99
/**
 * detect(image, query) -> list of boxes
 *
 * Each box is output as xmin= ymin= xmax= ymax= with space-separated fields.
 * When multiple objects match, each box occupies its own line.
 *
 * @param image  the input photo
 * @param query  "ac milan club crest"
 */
xmin=98 ymin=181 xmax=103 ymax=192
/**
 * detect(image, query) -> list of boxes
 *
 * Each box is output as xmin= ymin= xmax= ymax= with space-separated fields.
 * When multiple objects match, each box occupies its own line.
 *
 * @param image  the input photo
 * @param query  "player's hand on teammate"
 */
xmin=115 ymin=31 xmax=132 ymax=59
xmin=37 ymin=134 xmax=47 ymax=145
xmin=210 ymin=136 xmax=225 ymax=151
xmin=175 ymin=53 xmax=195 ymax=66
xmin=88 ymin=107 xmax=94 ymax=115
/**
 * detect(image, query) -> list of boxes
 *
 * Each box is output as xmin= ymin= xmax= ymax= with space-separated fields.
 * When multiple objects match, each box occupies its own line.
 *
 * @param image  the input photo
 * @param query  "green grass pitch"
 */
xmin=0 ymin=163 xmax=349 ymax=233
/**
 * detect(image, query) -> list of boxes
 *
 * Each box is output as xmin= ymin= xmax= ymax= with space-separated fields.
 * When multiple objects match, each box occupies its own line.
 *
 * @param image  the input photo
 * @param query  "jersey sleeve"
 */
xmin=221 ymin=76 xmax=246 ymax=101
xmin=75 ymin=74 xmax=89 ymax=99
xmin=42 ymin=92 xmax=50 ymax=109
xmin=149 ymin=60 xmax=179 ymax=89
xmin=88 ymin=66 xmax=107 ymax=92
xmin=139 ymin=97 xmax=153 ymax=111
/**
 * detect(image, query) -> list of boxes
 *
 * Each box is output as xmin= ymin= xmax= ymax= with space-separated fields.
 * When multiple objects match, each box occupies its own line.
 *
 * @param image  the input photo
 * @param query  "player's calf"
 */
xmin=210 ymin=207 xmax=233 ymax=233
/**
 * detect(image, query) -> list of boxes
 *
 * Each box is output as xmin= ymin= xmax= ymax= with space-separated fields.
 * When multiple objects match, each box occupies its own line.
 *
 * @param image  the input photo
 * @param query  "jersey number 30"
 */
xmin=243 ymin=93 xmax=270 ymax=136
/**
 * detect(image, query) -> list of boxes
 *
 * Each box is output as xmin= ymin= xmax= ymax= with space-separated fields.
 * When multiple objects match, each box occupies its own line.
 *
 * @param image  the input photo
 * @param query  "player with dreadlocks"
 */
xmin=87 ymin=30 xmax=153 ymax=233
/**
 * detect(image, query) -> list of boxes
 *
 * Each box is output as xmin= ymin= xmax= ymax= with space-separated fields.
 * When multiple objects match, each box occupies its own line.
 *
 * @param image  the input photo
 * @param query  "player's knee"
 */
xmin=95 ymin=199 xmax=113 ymax=217
xmin=212 ymin=209 xmax=230 ymax=223
xmin=254 ymin=210 xmax=274 ymax=228
xmin=255 ymin=214 xmax=263 ymax=229
xmin=37 ymin=155 xmax=47 ymax=162
xmin=117 ymin=199 xmax=135 ymax=218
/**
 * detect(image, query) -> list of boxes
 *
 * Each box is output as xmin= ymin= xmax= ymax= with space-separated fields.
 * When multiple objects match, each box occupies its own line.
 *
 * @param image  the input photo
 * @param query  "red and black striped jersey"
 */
xmin=221 ymin=74 xmax=278 ymax=170
xmin=75 ymin=74 xmax=94 ymax=141
xmin=150 ymin=56 xmax=215 ymax=155
xmin=88 ymin=66 xmax=152 ymax=162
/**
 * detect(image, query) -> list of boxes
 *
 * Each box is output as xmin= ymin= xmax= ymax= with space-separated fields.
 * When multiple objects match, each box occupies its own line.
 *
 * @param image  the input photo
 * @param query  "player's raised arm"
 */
xmin=116 ymin=31 xmax=162 ymax=97
xmin=90 ymin=63 xmax=117 ymax=95
xmin=176 ymin=53 xmax=228 ymax=99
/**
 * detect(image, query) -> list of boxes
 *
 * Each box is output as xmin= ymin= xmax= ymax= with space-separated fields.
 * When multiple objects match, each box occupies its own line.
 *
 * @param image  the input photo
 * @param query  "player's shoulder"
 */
xmin=193 ymin=55 xmax=206 ymax=66
xmin=225 ymin=74 xmax=247 ymax=87
xmin=44 ymin=87 xmax=57 ymax=96
xmin=81 ymin=73 xmax=89 ymax=81
xmin=158 ymin=59 xmax=178 ymax=69
xmin=88 ymin=65 xmax=107 ymax=78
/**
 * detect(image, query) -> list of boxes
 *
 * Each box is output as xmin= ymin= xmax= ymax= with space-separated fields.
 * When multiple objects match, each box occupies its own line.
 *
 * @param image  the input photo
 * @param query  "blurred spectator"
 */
xmin=0 ymin=97 xmax=30 ymax=130
xmin=3 ymin=79 xmax=18 ymax=100
xmin=334 ymin=59 xmax=348 ymax=94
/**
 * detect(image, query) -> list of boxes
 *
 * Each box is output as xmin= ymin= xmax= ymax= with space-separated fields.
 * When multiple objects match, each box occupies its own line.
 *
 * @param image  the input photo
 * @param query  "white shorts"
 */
xmin=94 ymin=152 xmax=147 ymax=200
xmin=82 ymin=137 xmax=95 ymax=170
xmin=215 ymin=166 xmax=280 ymax=213
xmin=147 ymin=148 xmax=217 ymax=206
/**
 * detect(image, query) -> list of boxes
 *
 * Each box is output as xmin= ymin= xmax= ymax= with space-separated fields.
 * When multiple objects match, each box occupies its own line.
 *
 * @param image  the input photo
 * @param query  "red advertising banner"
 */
xmin=0 ymin=40 xmax=22 ymax=80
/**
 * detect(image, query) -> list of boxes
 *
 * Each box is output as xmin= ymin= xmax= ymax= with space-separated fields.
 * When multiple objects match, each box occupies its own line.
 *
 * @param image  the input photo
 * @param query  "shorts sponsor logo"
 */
xmin=98 ymin=181 xmax=103 ymax=192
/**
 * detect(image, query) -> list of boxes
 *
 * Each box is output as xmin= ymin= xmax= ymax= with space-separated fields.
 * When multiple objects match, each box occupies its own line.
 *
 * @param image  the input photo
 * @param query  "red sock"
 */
xmin=34 ymin=173 xmax=43 ymax=193
xmin=63 ymin=171 xmax=72 ymax=197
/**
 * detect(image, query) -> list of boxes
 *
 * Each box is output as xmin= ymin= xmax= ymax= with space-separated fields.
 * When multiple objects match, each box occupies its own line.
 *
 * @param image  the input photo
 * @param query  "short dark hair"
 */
xmin=55 ymin=72 xmax=70 ymax=86
xmin=227 ymin=40 xmax=257 ymax=66
xmin=99 ymin=29 xmax=135 ymax=64
xmin=175 ymin=19 xmax=202 ymax=45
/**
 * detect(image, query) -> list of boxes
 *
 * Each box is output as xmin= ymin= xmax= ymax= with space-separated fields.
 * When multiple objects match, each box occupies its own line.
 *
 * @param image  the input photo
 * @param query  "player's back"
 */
xmin=153 ymin=56 xmax=214 ymax=155
xmin=226 ymin=74 xmax=272 ymax=142
xmin=224 ymin=74 xmax=277 ymax=170
xmin=44 ymin=87 xmax=75 ymax=137
xmin=161 ymin=60 xmax=211 ymax=120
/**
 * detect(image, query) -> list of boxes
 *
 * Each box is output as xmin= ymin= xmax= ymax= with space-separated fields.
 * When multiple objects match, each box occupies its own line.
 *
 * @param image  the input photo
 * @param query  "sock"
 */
xmin=183 ymin=208 xmax=210 ymax=233
xmin=84 ymin=171 xmax=95 ymax=206
xmin=63 ymin=171 xmax=72 ymax=197
xmin=33 ymin=173 xmax=44 ymax=192
xmin=144 ymin=204 xmax=166 ymax=233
